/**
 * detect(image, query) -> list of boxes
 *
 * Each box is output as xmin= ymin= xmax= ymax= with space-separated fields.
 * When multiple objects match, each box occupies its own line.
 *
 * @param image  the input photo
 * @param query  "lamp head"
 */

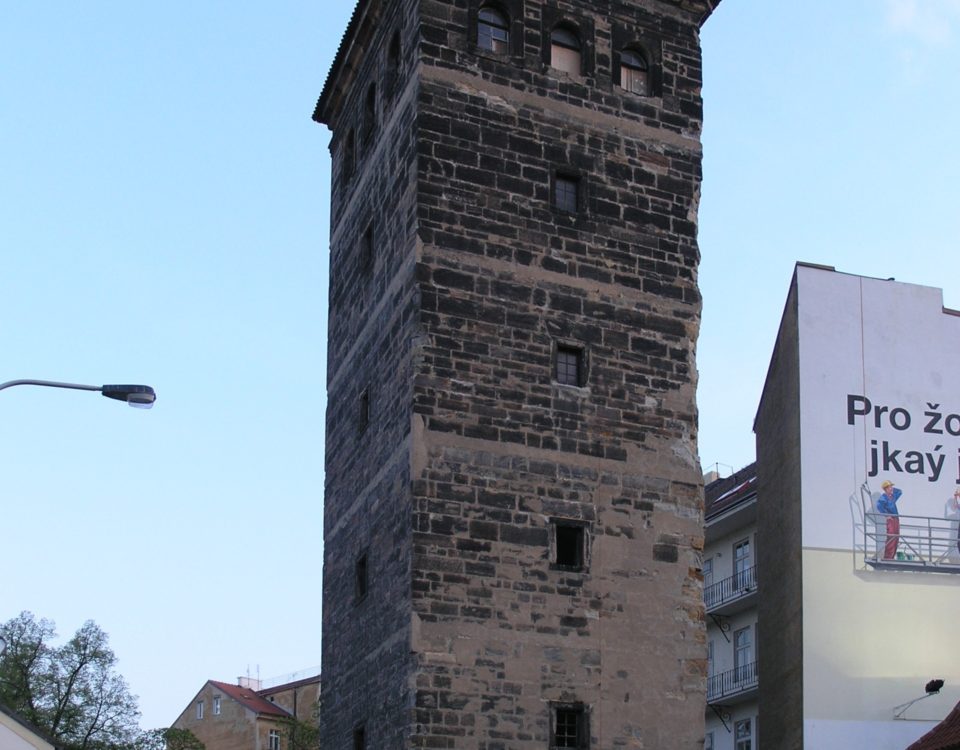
xmin=926 ymin=679 xmax=944 ymax=694
xmin=100 ymin=384 xmax=156 ymax=408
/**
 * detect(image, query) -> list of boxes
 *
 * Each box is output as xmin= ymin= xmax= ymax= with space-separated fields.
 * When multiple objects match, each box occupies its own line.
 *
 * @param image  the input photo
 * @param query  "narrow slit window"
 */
xmin=386 ymin=32 xmax=401 ymax=97
xmin=361 ymin=223 xmax=374 ymax=271
xmin=555 ymin=344 xmax=583 ymax=386
xmin=551 ymin=27 xmax=582 ymax=75
xmin=362 ymin=84 xmax=377 ymax=147
xmin=554 ymin=174 xmax=579 ymax=213
xmin=353 ymin=725 xmax=366 ymax=750
xmin=355 ymin=553 xmax=368 ymax=601
xmin=343 ymin=130 xmax=356 ymax=183
xmin=478 ymin=7 xmax=510 ymax=53
xmin=359 ymin=388 xmax=370 ymax=431
xmin=554 ymin=523 xmax=585 ymax=569
xmin=620 ymin=49 xmax=649 ymax=95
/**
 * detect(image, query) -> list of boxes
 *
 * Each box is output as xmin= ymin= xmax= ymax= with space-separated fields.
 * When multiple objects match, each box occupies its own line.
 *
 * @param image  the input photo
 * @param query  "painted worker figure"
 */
xmin=946 ymin=488 xmax=960 ymax=559
xmin=877 ymin=480 xmax=902 ymax=560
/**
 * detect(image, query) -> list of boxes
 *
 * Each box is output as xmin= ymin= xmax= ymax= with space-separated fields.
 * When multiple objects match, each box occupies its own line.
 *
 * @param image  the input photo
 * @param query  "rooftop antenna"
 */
xmin=704 ymin=462 xmax=734 ymax=478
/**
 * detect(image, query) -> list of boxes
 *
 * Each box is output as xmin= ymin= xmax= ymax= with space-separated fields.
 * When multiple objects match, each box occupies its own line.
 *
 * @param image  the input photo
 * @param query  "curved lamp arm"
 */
xmin=0 ymin=379 xmax=156 ymax=408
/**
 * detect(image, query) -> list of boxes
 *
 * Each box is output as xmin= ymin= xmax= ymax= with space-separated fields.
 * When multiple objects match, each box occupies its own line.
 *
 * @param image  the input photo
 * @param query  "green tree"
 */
xmin=280 ymin=715 xmax=321 ymax=750
xmin=133 ymin=727 xmax=205 ymax=750
xmin=0 ymin=611 xmax=141 ymax=750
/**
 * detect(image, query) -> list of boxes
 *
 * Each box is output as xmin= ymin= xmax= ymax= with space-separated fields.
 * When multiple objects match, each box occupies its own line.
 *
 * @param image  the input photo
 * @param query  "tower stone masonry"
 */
xmin=314 ymin=1 xmax=720 ymax=747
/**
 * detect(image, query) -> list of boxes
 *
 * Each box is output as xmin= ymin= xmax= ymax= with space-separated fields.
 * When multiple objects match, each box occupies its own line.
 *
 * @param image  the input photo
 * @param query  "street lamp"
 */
xmin=0 ymin=380 xmax=157 ymax=408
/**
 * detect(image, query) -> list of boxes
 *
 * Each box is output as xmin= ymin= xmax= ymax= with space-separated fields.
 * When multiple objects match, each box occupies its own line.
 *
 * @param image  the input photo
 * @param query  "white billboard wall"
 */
xmin=795 ymin=266 xmax=960 ymax=748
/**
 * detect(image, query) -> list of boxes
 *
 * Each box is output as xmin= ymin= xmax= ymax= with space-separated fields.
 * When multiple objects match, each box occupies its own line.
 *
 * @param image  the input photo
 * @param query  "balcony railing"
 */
xmin=860 ymin=512 xmax=960 ymax=573
xmin=707 ymin=661 xmax=758 ymax=704
xmin=850 ymin=484 xmax=960 ymax=573
xmin=704 ymin=566 xmax=757 ymax=612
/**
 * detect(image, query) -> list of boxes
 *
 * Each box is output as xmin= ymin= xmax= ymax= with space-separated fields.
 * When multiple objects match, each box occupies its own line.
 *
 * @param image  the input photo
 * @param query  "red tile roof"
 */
xmin=908 ymin=701 xmax=960 ymax=750
xmin=209 ymin=681 xmax=292 ymax=718
xmin=705 ymin=461 xmax=757 ymax=519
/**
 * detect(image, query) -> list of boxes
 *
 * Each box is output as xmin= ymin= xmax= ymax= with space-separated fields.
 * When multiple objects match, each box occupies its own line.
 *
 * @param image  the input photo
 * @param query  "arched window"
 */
xmin=386 ymin=31 xmax=401 ymax=97
xmin=550 ymin=26 xmax=581 ymax=75
xmin=620 ymin=49 xmax=649 ymax=95
xmin=477 ymin=6 xmax=510 ymax=53
xmin=362 ymin=84 xmax=377 ymax=146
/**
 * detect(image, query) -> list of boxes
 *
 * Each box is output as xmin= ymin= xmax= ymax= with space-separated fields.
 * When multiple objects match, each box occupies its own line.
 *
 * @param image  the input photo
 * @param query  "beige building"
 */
xmin=171 ymin=674 xmax=319 ymax=750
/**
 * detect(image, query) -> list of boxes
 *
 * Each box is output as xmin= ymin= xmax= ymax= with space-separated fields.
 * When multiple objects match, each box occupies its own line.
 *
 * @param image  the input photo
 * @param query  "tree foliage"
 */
xmin=133 ymin=727 xmax=205 ymax=750
xmin=280 ymin=715 xmax=321 ymax=750
xmin=0 ymin=611 xmax=141 ymax=750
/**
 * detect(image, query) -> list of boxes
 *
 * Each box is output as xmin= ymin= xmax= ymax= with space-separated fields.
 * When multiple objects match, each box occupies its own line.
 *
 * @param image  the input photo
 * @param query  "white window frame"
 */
xmin=734 ymin=537 xmax=751 ymax=590
xmin=735 ymin=718 xmax=752 ymax=750
xmin=268 ymin=728 xmax=281 ymax=750
xmin=213 ymin=695 xmax=221 ymax=715
xmin=734 ymin=626 xmax=753 ymax=679
xmin=196 ymin=700 xmax=204 ymax=720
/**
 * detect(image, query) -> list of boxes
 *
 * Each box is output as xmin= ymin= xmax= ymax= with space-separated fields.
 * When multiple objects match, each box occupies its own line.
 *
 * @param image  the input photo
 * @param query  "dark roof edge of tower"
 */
xmin=694 ymin=0 xmax=722 ymax=25
xmin=313 ymin=0 xmax=370 ymax=127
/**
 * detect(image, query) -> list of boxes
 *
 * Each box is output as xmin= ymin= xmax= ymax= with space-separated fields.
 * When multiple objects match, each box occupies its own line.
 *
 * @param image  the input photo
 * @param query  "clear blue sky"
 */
xmin=1 ymin=0 xmax=957 ymax=731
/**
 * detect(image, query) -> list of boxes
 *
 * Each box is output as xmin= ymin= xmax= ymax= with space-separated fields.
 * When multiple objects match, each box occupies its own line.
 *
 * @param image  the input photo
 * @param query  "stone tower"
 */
xmin=314 ymin=1 xmax=720 ymax=747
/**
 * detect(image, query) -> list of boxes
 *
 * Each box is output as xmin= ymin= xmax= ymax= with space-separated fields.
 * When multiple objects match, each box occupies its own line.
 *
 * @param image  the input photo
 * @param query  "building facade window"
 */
xmin=268 ymin=729 xmax=281 ymax=750
xmin=704 ymin=731 xmax=714 ymax=750
xmin=702 ymin=557 xmax=713 ymax=589
xmin=213 ymin=696 xmax=221 ymax=715
xmin=619 ymin=49 xmax=649 ymax=94
xmin=554 ymin=174 xmax=579 ymax=213
xmin=734 ymin=538 xmax=751 ymax=590
xmin=355 ymin=552 xmax=369 ymax=601
xmin=734 ymin=626 xmax=753 ymax=680
xmin=477 ymin=6 xmax=510 ymax=53
xmin=734 ymin=718 xmax=752 ymax=750
xmin=353 ymin=725 xmax=366 ymax=750
xmin=196 ymin=700 xmax=204 ymax=720
xmin=555 ymin=343 xmax=584 ymax=386
xmin=553 ymin=521 xmax=586 ymax=569
xmin=706 ymin=639 xmax=713 ymax=679
xmin=552 ymin=703 xmax=587 ymax=749
xmin=550 ymin=27 xmax=581 ymax=75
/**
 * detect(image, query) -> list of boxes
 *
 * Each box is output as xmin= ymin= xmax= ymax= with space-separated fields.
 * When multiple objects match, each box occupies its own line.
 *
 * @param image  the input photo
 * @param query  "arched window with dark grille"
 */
xmin=620 ymin=48 xmax=649 ymax=95
xmin=550 ymin=26 xmax=581 ymax=75
xmin=477 ymin=6 xmax=510 ymax=53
